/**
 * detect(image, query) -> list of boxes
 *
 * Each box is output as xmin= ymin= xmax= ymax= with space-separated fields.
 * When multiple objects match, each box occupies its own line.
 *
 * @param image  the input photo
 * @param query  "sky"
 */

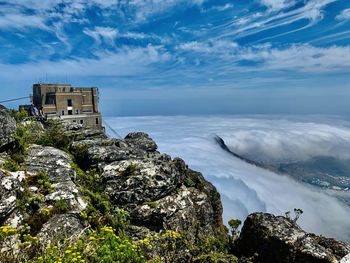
xmin=0 ymin=0 xmax=350 ymax=116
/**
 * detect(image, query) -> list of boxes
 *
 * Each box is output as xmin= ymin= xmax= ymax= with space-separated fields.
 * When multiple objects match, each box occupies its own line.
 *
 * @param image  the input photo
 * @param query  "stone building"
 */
xmin=32 ymin=83 xmax=102 ymax=129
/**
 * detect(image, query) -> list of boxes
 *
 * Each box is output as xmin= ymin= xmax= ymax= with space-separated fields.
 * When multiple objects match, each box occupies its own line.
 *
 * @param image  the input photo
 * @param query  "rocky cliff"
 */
xmin=0 ymin=109 xmax=349 ymax=263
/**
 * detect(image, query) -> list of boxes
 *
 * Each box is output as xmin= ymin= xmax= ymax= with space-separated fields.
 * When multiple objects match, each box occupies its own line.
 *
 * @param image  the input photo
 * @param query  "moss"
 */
xmin=145 ymin=201 xmax=158 ymax=209
xmin=52 ymin=199 xmax=69 ymax=214
xmin=122 ymin=163 xmax=139 ymax=176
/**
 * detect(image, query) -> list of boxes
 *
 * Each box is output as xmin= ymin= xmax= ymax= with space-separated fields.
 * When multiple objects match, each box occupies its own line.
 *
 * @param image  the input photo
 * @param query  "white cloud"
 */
xmin=222 ymin=0 xmax=336 ymax=41
xmin=336 ymin=8 xmax=350 ymax=21
xmin=127 ymin=0 xmax=205 ymax=21
xmin=178 ymin=40 xmax=238 ymax=54
xmin=0 ymin=45 xmax=171 ymax=79
xmin=83 ymin=27 xmax=118 ymax=45
xmin=0 ymin=13 xmax=48 ymax=30
xmin=260 ymin=0 xmax=296 ymax=11
xmin=238 ymin=44 xmax=350 ymax=73
xmin=178 ymin=41 xmax=350 ymax=73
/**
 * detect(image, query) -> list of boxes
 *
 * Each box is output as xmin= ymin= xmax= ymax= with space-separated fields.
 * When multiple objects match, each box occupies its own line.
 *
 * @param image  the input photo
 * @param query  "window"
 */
xmin=96 ymin=118 xmax=99 ymax=125
xmin=61 ymin=110 xmax=64 ymax=116
xmin=73 ymin=120 xmax=76 ymax=123
xmin=68 ymin=110 xmax=73 ymax=115
xmin=45 ymin=93 xmax=56 ymax=105
xmin=67 ymin=99 xmax=73 ymax=107
xmin=76 ymin=109 xmax=79 ymax=114
xmin=80 ymin=120 xmax=84 ymax=124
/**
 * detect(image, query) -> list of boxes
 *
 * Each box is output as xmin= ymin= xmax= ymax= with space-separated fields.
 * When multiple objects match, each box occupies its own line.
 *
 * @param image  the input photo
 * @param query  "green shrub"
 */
xmin=2 ymin=158 xmax=20 ymax=172
xmin=52 ymin=199 xmax=69 ymax=214
xmin=8 ymin=109 xmax=28 ymax=123
xmin=25 ymin=171 xmax=52 ymax=194
xmin=35 ymin=120 xmax=71 ymax=151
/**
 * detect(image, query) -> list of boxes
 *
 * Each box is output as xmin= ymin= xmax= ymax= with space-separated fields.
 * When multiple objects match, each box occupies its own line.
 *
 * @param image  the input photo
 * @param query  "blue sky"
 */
xmin=0 ymin=0 xmax=350 ymax=116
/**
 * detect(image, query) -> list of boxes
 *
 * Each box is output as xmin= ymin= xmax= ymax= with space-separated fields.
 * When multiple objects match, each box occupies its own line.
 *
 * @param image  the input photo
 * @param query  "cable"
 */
xmin=103 ymin=119 xmax=122 ymax=139
xmin=0 ymin=96 xmax=30 ymax=104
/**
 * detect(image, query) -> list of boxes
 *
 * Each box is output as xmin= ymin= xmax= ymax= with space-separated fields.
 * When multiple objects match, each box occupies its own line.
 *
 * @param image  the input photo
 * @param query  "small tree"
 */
xmin=228 ymin=219 xmax=242 ymax=238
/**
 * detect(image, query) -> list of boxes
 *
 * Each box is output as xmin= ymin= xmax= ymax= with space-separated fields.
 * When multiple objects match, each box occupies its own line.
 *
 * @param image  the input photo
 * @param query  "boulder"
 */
xmin=234 ymin=212 xmax=350 ymax=263
xmin=0 ymin=110 xmax=16 ymax=151
xmin=124 ymin=132 xmax=158 ymax=152
xmin=37 ymin=214 xmax=85 ymax=244
xmin=102 ymin=156 xmax=184 ymax=206
xmin=130 ymin=186 xmax=220 ymax=236
xmin=22 ymin=145 xmax=75 ymax=183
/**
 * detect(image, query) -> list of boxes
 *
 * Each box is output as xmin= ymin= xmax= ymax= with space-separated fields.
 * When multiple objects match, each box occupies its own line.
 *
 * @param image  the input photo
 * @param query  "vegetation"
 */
xmin=35 ymin=120 xmax=71 ymax=152
xmin=8 ymin=109 xmax=29 ymax=123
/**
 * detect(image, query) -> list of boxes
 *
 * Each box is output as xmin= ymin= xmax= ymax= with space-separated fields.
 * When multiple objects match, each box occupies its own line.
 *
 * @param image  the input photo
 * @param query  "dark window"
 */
xmin=68 ymin=110 xmax=73 ymax=115
xmin=96 ymin=118 xmax=99 ymax=125
xmin=73 ymin=120 xmax=76 ymax=123
xmin=45 ymin=93 xmax=56 ymax=105
xmin=61 ymin=110 xmax=64 ymax=116
xmin=80 ymin=120 xmax=84 ymax=124
xmin=76 ymin=109 xmax=79 ymax=114
xmin=67 ymin=99 xmax=73 ymax=107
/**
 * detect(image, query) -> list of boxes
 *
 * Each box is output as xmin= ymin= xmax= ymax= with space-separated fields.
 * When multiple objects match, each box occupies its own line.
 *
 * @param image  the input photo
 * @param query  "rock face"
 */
xmin=234 ymin=212 xmax=350 ymax=263
xmin=0 ymin=110 xmax=16 ymax=151
xmin=73 ymin=131 xmax=223 ymax=237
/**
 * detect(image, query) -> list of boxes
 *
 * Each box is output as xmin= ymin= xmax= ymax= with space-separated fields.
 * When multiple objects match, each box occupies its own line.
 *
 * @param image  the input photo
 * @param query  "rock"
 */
xmin=45 ymin=181 xmax=87 ymax=213
xmin=234 ymin=212 xmax=350 ymax=263
xmin=37 ymin=214 xmax=85 ymax=244
xmin=0 ymin=171 xmax=24 ymax=221
xmin=102 ymin=157 xmax=185 ymax=206
xmin=22 ymin=145 xmax=75 ymax=183
xmin=125 ymin=132 xmax=158 ymax=152
xmin=0 ymin=110 xmax=16 ymax=151
xmin=130 ymin=186 xmax=221 ymax=236
xmin=71 ymin=133 xmax=158 ymax=170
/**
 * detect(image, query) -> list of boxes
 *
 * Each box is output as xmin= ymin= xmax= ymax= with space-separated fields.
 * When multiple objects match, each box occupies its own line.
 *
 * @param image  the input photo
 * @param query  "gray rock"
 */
xmin=37 ymin=214 xmax=85 ymax=244
xmin=124 ymin=132 xmax=158 ymax=152
xmin=234 ymin=212 xmax=350 ymax=263
xmin=45 ymin=181 xmax=87 ymax=213
xmin=103 ymin=157 xmax=184 ymax=205
xmin=0 ymin=171 xmax=25 ymax=221
xmin=22 ymin=145 xmax=75 ymax=183
xmin=0 ymin=110 xmax=16 ymax=151
xmin=130 ymin=186 xmax=220 ymax=236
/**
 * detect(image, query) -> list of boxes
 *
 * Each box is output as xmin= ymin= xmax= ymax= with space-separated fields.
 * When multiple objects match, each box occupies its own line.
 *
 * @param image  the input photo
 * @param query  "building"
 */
xmin=32 ymin=83 xmax=102 ymax=129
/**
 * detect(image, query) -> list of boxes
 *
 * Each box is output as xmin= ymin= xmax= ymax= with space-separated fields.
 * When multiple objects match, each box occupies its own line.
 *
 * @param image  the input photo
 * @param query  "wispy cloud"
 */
xmin=336 ymin=8 xmax=350 ymax=21
xmin=83 ymin=27 xmax=118 ymax=46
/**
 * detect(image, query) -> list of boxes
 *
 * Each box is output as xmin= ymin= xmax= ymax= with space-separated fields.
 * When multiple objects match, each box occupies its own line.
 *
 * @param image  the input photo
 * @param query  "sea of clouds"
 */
xmin=106 ymin=115 xmax=350 ymax=242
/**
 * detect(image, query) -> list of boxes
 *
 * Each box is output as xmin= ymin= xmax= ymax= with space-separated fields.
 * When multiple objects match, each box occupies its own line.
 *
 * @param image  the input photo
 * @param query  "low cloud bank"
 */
xmin=107 ymin=115 xmax=350 ymax=241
